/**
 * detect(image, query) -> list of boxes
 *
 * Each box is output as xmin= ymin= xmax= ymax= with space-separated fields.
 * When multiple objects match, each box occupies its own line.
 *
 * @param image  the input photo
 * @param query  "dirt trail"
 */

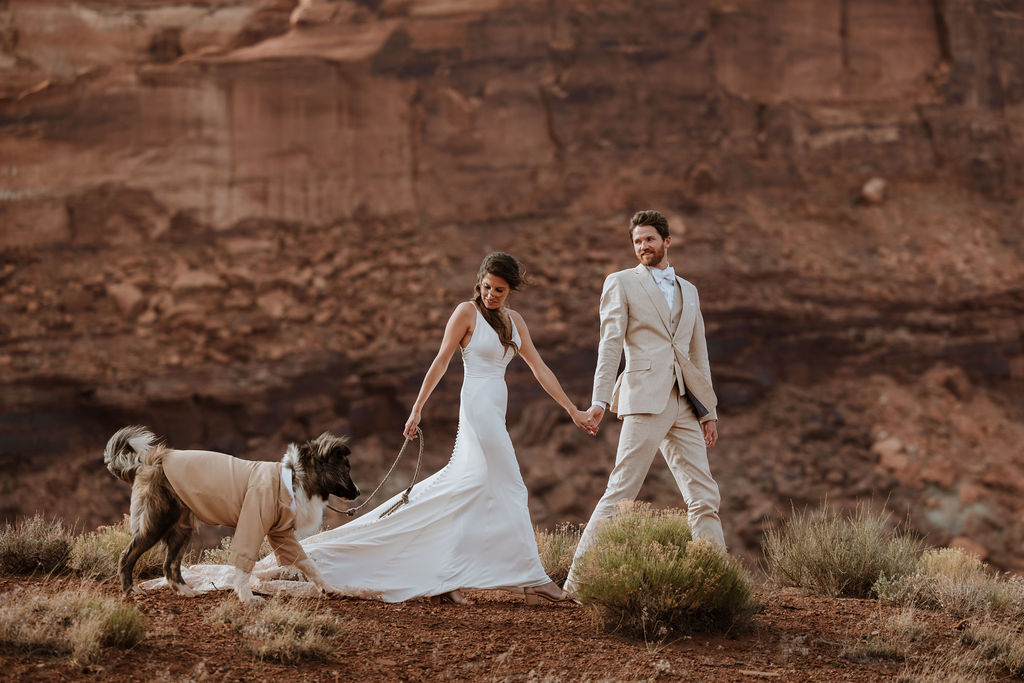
xmin=1 ymin=577 xmax=973 ymax=681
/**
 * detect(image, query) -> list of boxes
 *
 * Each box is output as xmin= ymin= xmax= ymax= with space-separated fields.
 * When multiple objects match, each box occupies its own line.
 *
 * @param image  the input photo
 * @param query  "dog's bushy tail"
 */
xmin=104 ymin=425 xmax=159 ymax=484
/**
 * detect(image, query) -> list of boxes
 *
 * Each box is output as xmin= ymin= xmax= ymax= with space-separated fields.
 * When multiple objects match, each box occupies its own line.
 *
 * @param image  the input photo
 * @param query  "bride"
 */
xmin=259 ymin=252 xmax=591 ymax=604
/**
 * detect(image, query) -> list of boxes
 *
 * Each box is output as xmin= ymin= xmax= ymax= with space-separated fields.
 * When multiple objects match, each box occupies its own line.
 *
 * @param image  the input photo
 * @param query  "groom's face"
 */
xmin=632 ymin=225 xmax=671 ymax=268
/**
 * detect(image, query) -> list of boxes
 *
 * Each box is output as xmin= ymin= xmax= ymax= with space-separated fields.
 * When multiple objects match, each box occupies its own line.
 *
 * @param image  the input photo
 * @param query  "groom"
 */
xmin=564 ymin=210 xmax=725 ymax=593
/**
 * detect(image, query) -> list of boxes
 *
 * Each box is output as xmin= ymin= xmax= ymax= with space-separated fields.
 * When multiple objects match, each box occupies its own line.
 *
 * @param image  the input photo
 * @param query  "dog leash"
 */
xmin=326 ymin=427 xmax=424 ymax=520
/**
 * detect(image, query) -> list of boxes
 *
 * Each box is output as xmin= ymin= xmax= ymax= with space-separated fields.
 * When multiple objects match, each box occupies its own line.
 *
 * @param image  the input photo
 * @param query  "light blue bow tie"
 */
xmin=652 ymin=266 xmax=675 ymax=283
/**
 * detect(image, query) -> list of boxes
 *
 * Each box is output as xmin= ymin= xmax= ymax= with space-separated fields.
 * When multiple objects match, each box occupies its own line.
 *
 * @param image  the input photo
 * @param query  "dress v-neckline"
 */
xmin=466 ymin=306 xmax=518 ymax=351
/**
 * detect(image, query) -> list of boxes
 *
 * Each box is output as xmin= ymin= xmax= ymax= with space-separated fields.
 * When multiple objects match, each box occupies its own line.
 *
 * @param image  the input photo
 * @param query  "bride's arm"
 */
xmin=403 ymin=302 xmax=476 ymax=439
xmin=511 ymin=310 xmax=596 ymax=435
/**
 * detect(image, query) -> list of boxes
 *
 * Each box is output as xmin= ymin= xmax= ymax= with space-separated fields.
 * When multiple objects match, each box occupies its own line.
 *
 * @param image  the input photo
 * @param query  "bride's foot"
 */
xmin=524 ymin=582 xmax=579 ymax=606
xmin=430 ymin=589 xmax=475 ymax=606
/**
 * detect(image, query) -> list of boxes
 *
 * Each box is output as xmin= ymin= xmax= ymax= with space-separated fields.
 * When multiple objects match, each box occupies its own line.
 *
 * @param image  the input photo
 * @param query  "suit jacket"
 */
xmin=161 ymin=450 xmax=307 ymax=573
xmin=592 ymin=264 xmax=718 ymax=421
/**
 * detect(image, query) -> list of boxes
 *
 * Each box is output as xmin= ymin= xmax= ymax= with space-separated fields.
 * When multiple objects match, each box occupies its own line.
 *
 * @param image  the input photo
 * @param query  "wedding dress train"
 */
xmin=145 ymin=308 xmax=553 ymax=602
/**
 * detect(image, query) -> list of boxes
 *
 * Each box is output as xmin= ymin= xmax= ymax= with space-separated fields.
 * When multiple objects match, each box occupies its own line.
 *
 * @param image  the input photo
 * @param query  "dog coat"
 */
xmin=162 ymin=450 xmax=308 ymax=573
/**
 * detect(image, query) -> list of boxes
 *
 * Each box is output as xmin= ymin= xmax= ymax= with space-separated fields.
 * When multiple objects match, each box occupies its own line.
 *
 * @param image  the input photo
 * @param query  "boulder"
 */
xmin=105 ymin=282 xmax=146 ymax=317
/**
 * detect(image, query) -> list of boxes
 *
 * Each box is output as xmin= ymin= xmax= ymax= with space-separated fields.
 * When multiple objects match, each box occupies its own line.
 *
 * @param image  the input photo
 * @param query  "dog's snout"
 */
xmin=333 ymin=480 xmax=360 ymax=501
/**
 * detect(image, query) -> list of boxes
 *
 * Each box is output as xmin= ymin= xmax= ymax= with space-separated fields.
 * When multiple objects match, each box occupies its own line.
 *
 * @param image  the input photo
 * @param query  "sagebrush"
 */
xmin=874 ymin=547 xmax=1024 ymax=618
xmin=69 ymin=515 xmax=163 ymax=581
xmin=198 ymin=535 xmax=273 ymax=566
xmin=207 ymin=597 xmax=339 ymax=663
xmin=573 ymin=503 xmax=757 ymax=638
xmin=763 ymin=503 xmax=921 ymax=598
xmin=0 ymin=515 xmax=73 ymax=576
xmin=0 ymin=585 xmax=147 ymax=664
xmin=535 ymin=523 xmax=582 ymax=586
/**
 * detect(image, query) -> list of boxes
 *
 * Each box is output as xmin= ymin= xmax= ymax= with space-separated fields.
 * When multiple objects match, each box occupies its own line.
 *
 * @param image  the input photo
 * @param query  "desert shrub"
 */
xmin=572 ymin=503 xmax=757 ymax=638
xmin=874 ymin=548 xmax=1024 ymax=618
xmin=841 ymin=607 xmax=926 ymax=664
xmin=0 ymin=585 xmax=147 ymax=664
xmin=207 ymin=597 xmax=338 ymax=663
xmin=895 ymin=653 xmax=992 ymax=683
xmin=894 ymin=615 xmax=1024 ymax=681
xmin=69 ymin=515 xmax=163 ymax=581
xmin=763 ymin=503 xmax=922 ymax=598
xmin=0 ymin=515 xmax=73 ymax=576
xmin=535 ymin=523 xmax=582 ymax=586
xmin=960 ymin=620 xmax=1024 ymax=677
xmin=198 ymin=535 xmax=273 ymax=565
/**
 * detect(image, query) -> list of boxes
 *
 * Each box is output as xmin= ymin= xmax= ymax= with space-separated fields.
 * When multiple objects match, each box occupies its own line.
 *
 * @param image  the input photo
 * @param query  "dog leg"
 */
xmin=122 ymin=464 xmax=180 ymax=594
xmin=120 ymin=525 xmax=168 ymax=594
xmin=233 ymin=568 xmax=264 ymax=606
xmin=162 ymin=512 xmax=197 ymax=597
xmin=121 ymin=503 xmax=179 ymax=594
xmin=294 ymin=558 xmax=340 ymax=596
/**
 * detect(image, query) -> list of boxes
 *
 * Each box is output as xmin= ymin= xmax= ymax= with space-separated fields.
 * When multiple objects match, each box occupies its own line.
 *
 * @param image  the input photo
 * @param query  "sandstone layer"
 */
xmin=1 ymin=0 xmax=1022 ymax=568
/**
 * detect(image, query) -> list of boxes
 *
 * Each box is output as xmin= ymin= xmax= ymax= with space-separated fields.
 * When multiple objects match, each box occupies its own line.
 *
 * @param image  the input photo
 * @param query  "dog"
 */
xmin=104 ymin=425 xmax=359 ymax=605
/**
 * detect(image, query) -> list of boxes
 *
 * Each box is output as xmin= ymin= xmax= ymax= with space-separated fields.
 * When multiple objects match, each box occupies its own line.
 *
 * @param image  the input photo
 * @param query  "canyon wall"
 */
xmin=2 ymin=0 xmax=1022 ymax=568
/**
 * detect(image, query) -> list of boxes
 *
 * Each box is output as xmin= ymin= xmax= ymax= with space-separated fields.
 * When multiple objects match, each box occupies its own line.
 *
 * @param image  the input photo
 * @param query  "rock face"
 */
xmin=1 ymin=1 xmax=1023 ymax=568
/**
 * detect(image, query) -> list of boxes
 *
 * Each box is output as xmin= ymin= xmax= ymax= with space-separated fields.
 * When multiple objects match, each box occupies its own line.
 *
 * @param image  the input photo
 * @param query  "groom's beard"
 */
xmin=638 ymin=246 xmax=666 ymax=267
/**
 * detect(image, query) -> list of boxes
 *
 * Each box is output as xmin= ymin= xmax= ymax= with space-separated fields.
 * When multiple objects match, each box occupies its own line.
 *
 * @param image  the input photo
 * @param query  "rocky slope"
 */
xmin=2 ymin=0 xmax=1022 ymax=568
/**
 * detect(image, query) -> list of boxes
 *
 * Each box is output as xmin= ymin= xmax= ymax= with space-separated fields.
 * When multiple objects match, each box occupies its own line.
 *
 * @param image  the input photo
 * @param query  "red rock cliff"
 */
xmin=2 ymin=0 xmax=1022 ymax=568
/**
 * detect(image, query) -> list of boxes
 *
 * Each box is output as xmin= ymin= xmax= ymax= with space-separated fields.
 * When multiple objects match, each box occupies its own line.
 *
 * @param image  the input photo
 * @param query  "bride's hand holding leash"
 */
xmin=404 ymin=410 xmax=422 ymax=439
xmin=327 ymin=425 xmax=425 ymax=519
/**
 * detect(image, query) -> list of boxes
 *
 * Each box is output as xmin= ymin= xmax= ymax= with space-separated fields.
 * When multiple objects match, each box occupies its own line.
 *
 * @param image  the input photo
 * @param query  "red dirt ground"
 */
xmin=0 ymin=576 xmax=985 ymax=682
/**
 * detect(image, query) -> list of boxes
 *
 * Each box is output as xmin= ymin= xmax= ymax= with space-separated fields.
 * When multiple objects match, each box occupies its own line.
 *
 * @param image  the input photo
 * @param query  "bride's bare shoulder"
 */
xmin=450 ymin=301 xmax=478 ymax=322
xmin=507 ymin=308 xmax=528 ymax=327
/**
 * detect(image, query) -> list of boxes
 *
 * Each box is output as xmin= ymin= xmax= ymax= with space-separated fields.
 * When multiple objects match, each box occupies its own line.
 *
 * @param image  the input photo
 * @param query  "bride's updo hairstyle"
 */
xmin=473 ymin=252 xmax=525 ymax=355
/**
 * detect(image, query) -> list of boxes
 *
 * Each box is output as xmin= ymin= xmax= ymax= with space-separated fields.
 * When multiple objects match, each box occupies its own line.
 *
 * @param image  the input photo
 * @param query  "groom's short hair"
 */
xmin=629 ymin=210 xmax=670 ymax=239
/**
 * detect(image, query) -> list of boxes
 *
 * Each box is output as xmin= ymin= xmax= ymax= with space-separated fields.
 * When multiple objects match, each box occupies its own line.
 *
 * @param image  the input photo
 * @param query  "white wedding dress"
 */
xmin=144 ymin=308 xmax=553 ymax=601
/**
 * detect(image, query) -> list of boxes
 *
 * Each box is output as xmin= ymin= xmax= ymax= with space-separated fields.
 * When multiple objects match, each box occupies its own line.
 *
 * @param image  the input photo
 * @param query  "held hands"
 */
xmin=571 ymin=409 xmax=597 ymax=436
xmin=571 ymin=404 xmax=604 ymax=436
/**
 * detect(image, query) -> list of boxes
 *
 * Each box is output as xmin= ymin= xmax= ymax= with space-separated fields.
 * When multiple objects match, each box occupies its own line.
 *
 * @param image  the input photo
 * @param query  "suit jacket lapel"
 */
xmin=671 ymin=277 xmax=692 ymax=340
xmin=633 ymin=264 xmax=671 ymax=332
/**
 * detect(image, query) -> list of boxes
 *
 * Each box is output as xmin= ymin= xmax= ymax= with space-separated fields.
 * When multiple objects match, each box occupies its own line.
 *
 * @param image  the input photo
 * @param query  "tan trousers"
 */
xmin=564 ymin=387 xmax=724 ymax=592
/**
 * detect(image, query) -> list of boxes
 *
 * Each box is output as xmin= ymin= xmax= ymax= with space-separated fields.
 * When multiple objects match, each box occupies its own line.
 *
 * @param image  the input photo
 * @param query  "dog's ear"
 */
xmin=296 ymin=441 xmax=314 ymax=467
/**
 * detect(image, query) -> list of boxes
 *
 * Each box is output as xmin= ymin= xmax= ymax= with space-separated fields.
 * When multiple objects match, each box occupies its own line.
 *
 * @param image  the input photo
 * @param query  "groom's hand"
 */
xmin=572 ymin=409 xmax=599 ymax=436
xmin=701 ymin=420 xmax=718 ymax=449
xmin=587 ymin=404 xmax=605 ymax=431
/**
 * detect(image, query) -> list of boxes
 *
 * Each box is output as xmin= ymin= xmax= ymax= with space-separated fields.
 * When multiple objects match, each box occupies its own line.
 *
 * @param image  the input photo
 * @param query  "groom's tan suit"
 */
xmin=564 ymin=264 xmax=724 ymax=591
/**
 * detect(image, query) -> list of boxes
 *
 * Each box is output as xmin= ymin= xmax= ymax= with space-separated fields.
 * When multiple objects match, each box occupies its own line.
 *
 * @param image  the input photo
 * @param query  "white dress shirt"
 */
xmin=649 ymin=265 xmax=676 ymax=309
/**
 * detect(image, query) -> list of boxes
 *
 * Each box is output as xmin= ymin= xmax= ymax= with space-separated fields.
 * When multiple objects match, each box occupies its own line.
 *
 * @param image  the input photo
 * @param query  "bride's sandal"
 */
xmin=430 ymin=589 xmax=475 ymax=606
xmin=523 ymin=586 xmax=580 ymax=606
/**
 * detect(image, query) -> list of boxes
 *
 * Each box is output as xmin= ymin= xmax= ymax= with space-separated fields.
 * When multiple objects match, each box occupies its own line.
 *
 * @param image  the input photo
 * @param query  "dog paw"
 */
xmin=239 ymin=593 xmax=265 ymax=607
xmin=172 ymin=583 xmax=198 ymax=598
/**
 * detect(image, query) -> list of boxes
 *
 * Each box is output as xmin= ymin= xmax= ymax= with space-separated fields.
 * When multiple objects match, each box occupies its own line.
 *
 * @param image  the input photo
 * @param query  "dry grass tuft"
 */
xmin=894 ymin=613 xmax=1024 ymax=681
xmin=874 ymin=547 xmax=1024 ymax=618
xmin=841 ymin=607 xmax=926 ymax=664
xmin=535 ymin=523 xmax=582 ymax=586
xmin=573 ymin=502 xmax=757 ymax=638
xmin=0 ymin=584 xmax=147 ymax=664
xmin=69 ymin=515 xmax=163 ymax=581
xmin=198 ymin=535 xmax=273 ymax=566
xmin=207 ymin=596 xmax=339 ymax=663
xmin=0 ymin=515 xmax=74 ymax=576
xmin=959 ymin=620 xmax=1024 ymax=677
xmin=763 ymin=503 xmax=922 ymax=598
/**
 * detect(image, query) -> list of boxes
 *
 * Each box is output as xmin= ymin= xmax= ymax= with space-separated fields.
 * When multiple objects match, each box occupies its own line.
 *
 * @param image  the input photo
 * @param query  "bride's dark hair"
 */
xmin=473 ymin=252 xmax=525 ymax=355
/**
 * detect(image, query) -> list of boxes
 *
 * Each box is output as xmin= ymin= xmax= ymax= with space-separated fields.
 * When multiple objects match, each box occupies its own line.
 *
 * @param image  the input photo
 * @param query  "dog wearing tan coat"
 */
xmin=104 ymin=426 xmax=359 ymax=605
